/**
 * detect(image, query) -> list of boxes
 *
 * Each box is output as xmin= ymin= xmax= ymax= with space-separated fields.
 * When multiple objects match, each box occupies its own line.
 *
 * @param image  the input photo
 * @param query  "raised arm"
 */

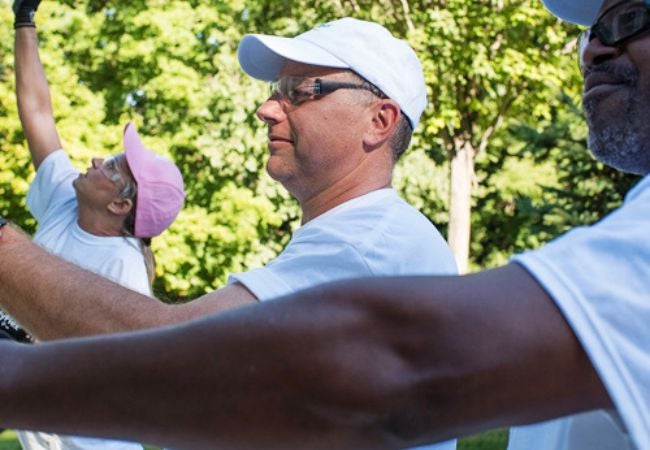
xmin=0 ymin=262 xmax=610 ymax=449
xmin=14 ymin=9 xmax=62 ymax=170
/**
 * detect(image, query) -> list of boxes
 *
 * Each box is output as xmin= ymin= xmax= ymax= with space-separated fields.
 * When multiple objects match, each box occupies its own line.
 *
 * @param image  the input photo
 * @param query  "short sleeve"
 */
xmin=26 ymin=150 xmax=78 ymax=222
xmin=229 ymin=241 xmax=369 ymax=301
xmin=513 ymin=176 xmax=650 ymax=450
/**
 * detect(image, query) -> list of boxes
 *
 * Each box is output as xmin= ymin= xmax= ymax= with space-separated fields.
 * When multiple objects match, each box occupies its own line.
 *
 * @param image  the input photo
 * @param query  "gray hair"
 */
xmin=347 ymin=71 xmax=413 ymax=162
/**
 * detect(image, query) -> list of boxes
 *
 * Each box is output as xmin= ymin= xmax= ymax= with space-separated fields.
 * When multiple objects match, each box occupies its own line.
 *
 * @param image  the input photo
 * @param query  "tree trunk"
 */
xmin=448 ymin=141 xmax=475 ymax=274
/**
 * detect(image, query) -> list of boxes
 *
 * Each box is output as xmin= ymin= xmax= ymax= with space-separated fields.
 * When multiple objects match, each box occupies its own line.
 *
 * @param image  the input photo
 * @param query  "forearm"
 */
xmin=14 ymin=26 xmax=61 ymax=167
xmin=0 ymin=302 xmax=396 ymax=450
xmin=0 ymin=267 xmax=611 ymax=448
xmin=0 ymin=226 xmax=171 ymax=340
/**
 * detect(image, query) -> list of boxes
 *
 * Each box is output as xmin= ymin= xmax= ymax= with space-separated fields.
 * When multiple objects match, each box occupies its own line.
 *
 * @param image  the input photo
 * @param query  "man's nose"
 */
xmin=581 ymin=34 xmax=623 ymax=72
xmin=256 ymin=95 xmax=287 ymax=125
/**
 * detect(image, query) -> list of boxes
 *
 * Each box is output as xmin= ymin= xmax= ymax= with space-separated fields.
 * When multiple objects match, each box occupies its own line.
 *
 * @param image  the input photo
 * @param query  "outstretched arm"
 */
xmin=0 ymin=225 xmax=256 ymax=340
xmin=0 ymin=263 xmax=610 ymax=449
xmin=14 ymin=23 xmax=62 ymax=169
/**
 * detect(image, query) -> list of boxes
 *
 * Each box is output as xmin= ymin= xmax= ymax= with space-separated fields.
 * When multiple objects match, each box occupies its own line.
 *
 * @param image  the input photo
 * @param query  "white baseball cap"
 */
xmin=238 ymin=18 xmax=427 ymax=129
xmin=542 ymin=0 xmax=604 ymax=25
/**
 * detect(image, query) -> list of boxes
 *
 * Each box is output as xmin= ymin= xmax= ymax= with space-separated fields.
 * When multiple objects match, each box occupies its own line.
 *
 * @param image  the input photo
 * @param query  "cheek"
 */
xmin=288 ymin=101 xmax=367 ymax=166
xmin=296 ymin=107 xmax=358 ymax=142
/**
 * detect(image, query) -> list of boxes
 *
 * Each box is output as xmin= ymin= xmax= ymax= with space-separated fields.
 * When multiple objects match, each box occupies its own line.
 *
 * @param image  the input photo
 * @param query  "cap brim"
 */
xmin=123 ymin=121 xmax=155 ymax=185
xmin=238 ymin=34 xmax=349 ymax=81
xmin=542 ymin=0 xmax=603 ymax=25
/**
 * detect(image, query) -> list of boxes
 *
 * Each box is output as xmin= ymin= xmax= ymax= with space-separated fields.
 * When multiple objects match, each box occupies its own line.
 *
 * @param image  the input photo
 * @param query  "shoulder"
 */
xmin=297 ymin=190 xmax=456 ymax=275
xmin=303 ymin=189 xmax=435 ymax=241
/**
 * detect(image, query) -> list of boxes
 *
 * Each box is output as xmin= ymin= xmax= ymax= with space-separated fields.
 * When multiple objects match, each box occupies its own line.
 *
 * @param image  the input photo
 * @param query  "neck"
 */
xmin=298 ymin=162 xmax=393 ymax=224
xmin=77 ymin=206 xmax=125 ymax=237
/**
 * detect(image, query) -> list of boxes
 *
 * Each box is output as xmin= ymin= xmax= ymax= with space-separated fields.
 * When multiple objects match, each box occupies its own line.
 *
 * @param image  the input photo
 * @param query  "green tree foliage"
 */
xmin=0 ymin=0 xmax=638 ymax=301
xmin=407 ymin=1 xmax=581 ymax=271
xmin=473 ymin=94 xmax=639 ymax=268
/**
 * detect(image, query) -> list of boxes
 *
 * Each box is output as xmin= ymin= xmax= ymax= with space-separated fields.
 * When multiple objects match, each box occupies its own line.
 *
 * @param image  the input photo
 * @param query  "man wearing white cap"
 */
xmin=229 ymin=18 xmax=456 ymax=321
xmin=234 ymin=15 xmax=458 ymax=450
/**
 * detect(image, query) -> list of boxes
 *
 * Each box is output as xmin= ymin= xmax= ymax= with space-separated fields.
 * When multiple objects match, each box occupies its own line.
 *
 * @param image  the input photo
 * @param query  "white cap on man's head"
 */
xmin=238 ymin=18 xmax=427 ymax=129
xmin=542 ymin=0 xmax=604 ymax=25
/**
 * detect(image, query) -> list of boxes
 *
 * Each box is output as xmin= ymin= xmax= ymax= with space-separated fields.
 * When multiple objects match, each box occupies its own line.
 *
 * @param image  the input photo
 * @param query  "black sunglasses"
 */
xmin=587 ymin=0 xmax=650 ymax=46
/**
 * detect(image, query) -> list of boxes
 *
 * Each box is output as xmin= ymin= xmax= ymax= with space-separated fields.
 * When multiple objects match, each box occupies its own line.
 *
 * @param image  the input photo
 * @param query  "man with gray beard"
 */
xmin=0 ymin=0 xmax=647 ymax=449
xmin=507 ymin=1 xmax=650 ymax=448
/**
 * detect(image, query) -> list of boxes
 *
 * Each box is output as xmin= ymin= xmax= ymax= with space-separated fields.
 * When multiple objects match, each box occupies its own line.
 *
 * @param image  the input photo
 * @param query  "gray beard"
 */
xmin=586 ymin=105 xmax=649 ymax=175
xmin=583 ymin=64 xmax=650 ymax=175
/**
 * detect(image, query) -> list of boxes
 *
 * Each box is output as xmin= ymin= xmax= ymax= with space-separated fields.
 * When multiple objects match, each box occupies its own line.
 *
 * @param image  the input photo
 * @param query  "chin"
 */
xmin=588 ymin=130 xmax=650 ymax=175
xmin=584 ymin=95 xmax=630 ymax=130
xmin=266 ymin=159 xmax=291 ymax=181
xmin=72 ymin=177 xmax=84 ymax=197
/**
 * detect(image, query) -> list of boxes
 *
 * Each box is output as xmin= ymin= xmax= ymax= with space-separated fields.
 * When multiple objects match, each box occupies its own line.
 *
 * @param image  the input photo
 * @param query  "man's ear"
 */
xmin=107 ymin=198 xmax=134 ymax=217
xmin=363 ymin=99 xmax=401 ymax=150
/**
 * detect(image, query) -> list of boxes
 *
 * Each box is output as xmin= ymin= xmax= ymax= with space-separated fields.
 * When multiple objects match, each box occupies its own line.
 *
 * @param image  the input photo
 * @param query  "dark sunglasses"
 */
xmin=584 ymin=0 xmax=650 ymax=46
xmin=269 ymin=76 xmax=386 ymax=107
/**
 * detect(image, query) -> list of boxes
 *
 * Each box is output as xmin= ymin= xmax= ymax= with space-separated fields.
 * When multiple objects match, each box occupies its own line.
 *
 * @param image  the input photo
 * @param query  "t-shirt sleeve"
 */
xmin=26 ymin=150 xmax=79 ymax=222
xmin=512 ymin=177 xmax=650 ymax=450
xmin=228 ymin=240 xmax=370 ymax=301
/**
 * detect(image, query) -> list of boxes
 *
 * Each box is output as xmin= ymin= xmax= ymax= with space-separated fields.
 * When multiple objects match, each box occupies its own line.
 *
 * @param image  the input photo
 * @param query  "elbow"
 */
xmin=296 ymin=280 xmax=455 ymax=448
xmin=17 ymin=98 xmax=53 ymax=123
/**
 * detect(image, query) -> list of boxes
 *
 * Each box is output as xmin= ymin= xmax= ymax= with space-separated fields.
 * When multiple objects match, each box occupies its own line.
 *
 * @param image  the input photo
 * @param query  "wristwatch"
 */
xmin=0 ymin=216 xmax=6 ymax=229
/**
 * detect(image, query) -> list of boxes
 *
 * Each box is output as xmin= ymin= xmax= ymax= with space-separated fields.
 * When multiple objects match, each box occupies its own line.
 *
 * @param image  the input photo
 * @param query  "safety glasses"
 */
xmin=579 ymin=0 xmax=650 ymax=67
xmin=98 ymin=155 xmax=138 ymax=200
xmin=99 ymin=155 xmax=124 ymax=183
xmin=269 ymin=76 xmax=385 ymax=107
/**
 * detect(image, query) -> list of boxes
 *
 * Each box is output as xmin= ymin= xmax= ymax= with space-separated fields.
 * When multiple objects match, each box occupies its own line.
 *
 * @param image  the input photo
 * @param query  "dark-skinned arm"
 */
xmin=0 ymin=257 xmax=610 ymax=449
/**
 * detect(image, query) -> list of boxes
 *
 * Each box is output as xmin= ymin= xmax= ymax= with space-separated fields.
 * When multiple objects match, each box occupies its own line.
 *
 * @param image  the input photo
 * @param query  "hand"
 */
xmin=0 ymin=309 xmax=32 ymax=343
xmin=13 ymin=0 xmax=42 ymax=29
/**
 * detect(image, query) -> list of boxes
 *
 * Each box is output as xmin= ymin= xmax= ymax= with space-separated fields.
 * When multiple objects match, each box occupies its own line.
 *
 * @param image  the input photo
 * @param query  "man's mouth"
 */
xmin=267 ymin=134 xmax=293 ymax=151
xmin=268 ymin=134 xmax=292 ymax=143
xmin=585 ymin=71 xmax=625 ymax=91
xmin=583 ymin=72 xmax=628 ymax=103
xmin=583 ymin=63 xmax=638 ymax=102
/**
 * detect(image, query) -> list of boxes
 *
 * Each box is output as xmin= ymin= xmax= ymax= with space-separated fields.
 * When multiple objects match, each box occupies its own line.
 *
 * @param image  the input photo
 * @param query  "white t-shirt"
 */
xmin=230 ymin=188 xmax=458 ymax=450
xmin=18 ymin=150 xmax=147 ymax=450
xmin=229 ymin=188 xmax=457 ymax=298
xmin=509 ymin=175 xmax=650 ymax=450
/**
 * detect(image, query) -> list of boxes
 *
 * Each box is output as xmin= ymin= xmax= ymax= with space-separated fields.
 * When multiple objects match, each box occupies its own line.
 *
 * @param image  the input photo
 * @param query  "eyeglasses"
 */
xmin=98 ymin=155 xmax=138 ymax=199
xmin=99 ymin=155 xmax=124 ymax=183
xmin=579 ymin=0 xmax=650 ymax=67
xmin=269 ymin=76 xmax=386 ymax=107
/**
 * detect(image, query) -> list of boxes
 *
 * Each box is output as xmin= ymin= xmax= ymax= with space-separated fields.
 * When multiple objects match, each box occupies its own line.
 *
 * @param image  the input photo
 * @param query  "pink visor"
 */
xmin=123 ymin=122 xmax=185 ymax=238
